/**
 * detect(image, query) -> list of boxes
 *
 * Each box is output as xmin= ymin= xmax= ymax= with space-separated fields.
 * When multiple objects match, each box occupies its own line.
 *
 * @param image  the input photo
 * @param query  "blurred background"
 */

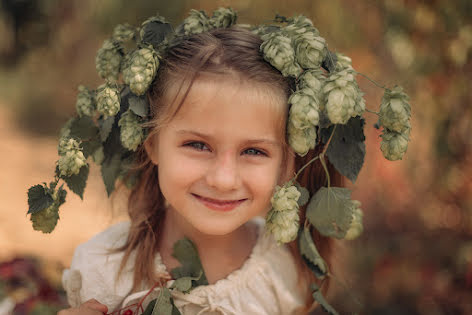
xmin=0 ymin=0 xmax=471 ymax=314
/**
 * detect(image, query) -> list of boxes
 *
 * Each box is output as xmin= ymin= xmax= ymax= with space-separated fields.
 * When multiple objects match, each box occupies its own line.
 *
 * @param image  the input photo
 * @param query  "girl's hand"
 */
xmin=57 ymin=299 xmax=108 ymax=315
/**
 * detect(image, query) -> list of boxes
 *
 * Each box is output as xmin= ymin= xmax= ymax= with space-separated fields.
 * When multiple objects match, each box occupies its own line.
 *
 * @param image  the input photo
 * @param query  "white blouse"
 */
xmin=62 ymin=219 xmax=306 ymax=314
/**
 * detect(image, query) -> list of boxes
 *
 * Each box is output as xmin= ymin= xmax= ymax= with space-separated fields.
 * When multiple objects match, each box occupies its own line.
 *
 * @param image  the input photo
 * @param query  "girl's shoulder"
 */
xmin=61 ymin=221 xmax=165 ymax=310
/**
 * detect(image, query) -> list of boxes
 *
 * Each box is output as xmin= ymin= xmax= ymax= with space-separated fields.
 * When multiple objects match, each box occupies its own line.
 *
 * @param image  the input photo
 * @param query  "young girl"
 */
xmin=58 ymin=26 xmax=342 ymax=314
xmin=41 ymin=7 xmax=411 ymax=315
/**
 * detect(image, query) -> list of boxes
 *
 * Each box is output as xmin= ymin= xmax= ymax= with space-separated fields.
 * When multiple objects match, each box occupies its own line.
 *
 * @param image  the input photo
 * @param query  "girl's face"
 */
xmin=147 ymin=77 xmax=293 ymax=236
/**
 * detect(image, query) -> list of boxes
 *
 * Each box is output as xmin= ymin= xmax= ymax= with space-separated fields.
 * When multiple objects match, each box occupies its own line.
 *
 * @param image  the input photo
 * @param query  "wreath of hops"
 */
xmin=26 ymin=7 xmax=412 ymax=315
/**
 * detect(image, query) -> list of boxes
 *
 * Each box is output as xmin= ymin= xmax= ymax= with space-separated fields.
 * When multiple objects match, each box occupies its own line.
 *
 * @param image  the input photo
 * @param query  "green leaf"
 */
xmin=69 ymin=116 xmax=99 ymax=140
xmin=311 ymin=283 xmax=339 ymax=315
xmin=142 ymin=21 xmax=173 ymax=49
xmin=82 ymin=138 xmax=102 ymax=158
xmin=306 ymin=187 xmax=353 ymax=239
xmin=295 ymin=182 xmax=309 ymax=207
xmin=152 ymin=288 xmax=173 ymax=315
xmin=321 ymin=117 xmax=366 ymax=183
xmin=99 ymin=116 xmax=115 ymax=142
xmin=129 ymin=94 xmax=149 ymax=117
xmin=321 ymin=49 xmax=338 ymax=73
xmin=142 ymin=299 xmax=156 ymax=315
xmin=299 ymin=226 xmax=327 ymax=279
xmin=56 ymin=185 xmax=67 ymax=206
xmin=62 ymin=164 xmax=89 ymax=199
xmin=101 ymin=153 xmax=121 ymax=196
xmin=171 ymin=238 xmax=208 ymax=287
xmin=27 ymin=184 xmax=53 ymax=214
xmin=170 ymin=271 xmax=203 ymax=293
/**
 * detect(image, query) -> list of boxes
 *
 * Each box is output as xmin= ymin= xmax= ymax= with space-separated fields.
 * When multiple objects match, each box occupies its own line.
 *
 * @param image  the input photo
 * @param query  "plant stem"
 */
xmin=354 ymin=71 xmax=387 ymax=89
xmin=320 ymin=154 xmax=330 ymax=188
xmin=365 ymin=108 xmax=380 ymax=115
xmin=294 ymin=155 xmax=320 ymax=181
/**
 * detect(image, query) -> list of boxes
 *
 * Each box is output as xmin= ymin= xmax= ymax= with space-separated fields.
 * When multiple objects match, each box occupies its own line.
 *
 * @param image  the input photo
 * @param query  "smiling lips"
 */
xmin=192 ymin=194 xmax=246 ymax=212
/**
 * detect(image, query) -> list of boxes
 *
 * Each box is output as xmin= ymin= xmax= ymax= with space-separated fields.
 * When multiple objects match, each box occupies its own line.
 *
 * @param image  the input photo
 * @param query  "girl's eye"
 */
xmin=184 ymin=141 xmax=210 ymax=151
xmin=243 ymin=148 xmax=267 ymax=156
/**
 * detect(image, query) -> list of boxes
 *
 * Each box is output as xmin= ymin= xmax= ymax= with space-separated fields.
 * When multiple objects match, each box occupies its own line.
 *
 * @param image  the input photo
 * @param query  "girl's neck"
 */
xmin=159 ymin=208 xmax=259 ymax=284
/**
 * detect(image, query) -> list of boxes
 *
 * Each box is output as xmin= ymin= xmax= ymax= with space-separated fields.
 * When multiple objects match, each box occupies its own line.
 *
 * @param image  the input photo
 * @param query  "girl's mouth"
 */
xmin=192 ymin=194 xmax=246 ymax=212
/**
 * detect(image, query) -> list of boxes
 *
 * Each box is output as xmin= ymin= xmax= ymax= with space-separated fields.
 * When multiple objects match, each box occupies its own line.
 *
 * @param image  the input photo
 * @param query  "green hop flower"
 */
xmin=266 ymin=208 xmax=300 ymax=244
xmin=288 ymin=88 xmax=321 ymax=130
xmin=57 ymin=138 xmax=87 ymax=177
xmin=95 ymin=39 xmax=122 ymax=82
xmin=287 ymin=120 xmax=317 ymax=156
xmin=30 ymin=203 xmax=59 ymax=233
xmin=271 ymin=184 xmax=301 ymax=212
xmin=290 ymin=15 xmax=314 ymax=28
xmin=96 ymin=84 xmax=120 ymax=117
xmin=283 ymin=16 xmax=317 ymax=37
xmin=261 ymin=32 xmax=302 ymax=77
xmin=336 ymin=52 xmax=354 ymax=71
xmin=123 ymin=47 xmax=159 ymax=96
xmin=298 ymin=69 xmax=326 ymax=108
xmin=75 ymin=85 xmax=95 ymax=117
xmin=344 ymin=200 xmax=363 ymax=240
xmin=210 ymin=7 xmax=237 ymax=29
xmin=118 ymin=109 xmax=144 ymax=151
xmin=178 ymin=9 xmax=211 ymax=35
xmin=294 ymin=31 xmax=326 ymax=69
xmin=323 ymin=69 xmax=364 ymax=124
xmin=112 ymin=23 xmax=136 ymax=43
xmin=379 ymin=86 xmax=411 ymax=133
xmin=380 ymin=129 xmax=410 ymax=161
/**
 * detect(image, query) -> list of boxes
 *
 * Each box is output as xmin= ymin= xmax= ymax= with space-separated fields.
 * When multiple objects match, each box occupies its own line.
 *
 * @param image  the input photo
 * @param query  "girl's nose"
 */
xmin=206 ymin=151 xmax=240 ymax=192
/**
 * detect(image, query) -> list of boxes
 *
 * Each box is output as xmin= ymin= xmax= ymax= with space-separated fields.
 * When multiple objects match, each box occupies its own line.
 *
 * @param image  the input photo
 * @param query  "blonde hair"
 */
xmin=117 ymin=26 xmax=343 ymax=313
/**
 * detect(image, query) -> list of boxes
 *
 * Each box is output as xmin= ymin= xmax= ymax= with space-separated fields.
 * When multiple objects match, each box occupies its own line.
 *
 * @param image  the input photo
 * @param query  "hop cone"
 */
xmin=294 ymin=31 xmax=326 ymax=69
xmin=271 ymin=184 xmax=301 ymax=212
xmin=123 ymin=47 xmax=159 ymax=96
xmin=266 ymin=208 xmax=300 ymax=244
xmin=112 ymin=23 xmax=136 ymax=43
xmin=344 ymin=200 xmax=364 ymax=240
xmin=261 ymin=32 xmax=302 ymax=77
xmin=323 ymin=69 xmax=364 ymax=124
xmin=58 ymin=138 xmax=87 ymax=177
xmin=288 ymin=88 xmax=321 ymax=130
xmin=96 ymin=84 xmax=120 ymax=117
xmin=210 ymin=7 xmax=237 ymax=29
xmin=287 ymin=120 xmax=317 ymax=156
xmin=95 ymin=39 xmax=122 ymax=82
xmin=118 ymin=109 xmax=144 ymax=151
xmin=336 ymin=52 xmax=354 ymax=71
xmin=266 ymin=184 xmax=301 ymax=244
xmin=380 ymin=129 xmax=409 ymax=161
xmin=178 ymin=9 xmax=210 ymax=35
xmin=299 ymin=69 xmax=326 ymax=90
xmin=31 ymin=203 xmax=60 ymax=233
xmin=379 ymin=86 xmax=411 ymax=133
xmin=75 ymin=85 xmax=95 ymax=117
xmin=283 ymin=16 xmax=317 ymax=37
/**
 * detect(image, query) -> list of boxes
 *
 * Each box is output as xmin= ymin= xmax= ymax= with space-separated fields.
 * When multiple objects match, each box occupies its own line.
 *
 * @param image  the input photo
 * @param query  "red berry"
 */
xmin=122 ymin=310 xmax=133 ymax=315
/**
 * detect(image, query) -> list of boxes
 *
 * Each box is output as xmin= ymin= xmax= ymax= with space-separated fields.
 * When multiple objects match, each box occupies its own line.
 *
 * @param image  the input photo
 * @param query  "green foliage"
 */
xmin=171 ymin=238 xmax=208 ymax=287
xmin=170 ymin=271 xmax=203 ymax=293
xmin=101 ymin=153 xmax=122 ymax=196
xmin=321 ymin=117 xmax=366 ymax=183
xmin=99 ymin=116 xmax=115 ymax=142
xmin=299 ymin=225 xmax=327 ymax=278
xmin=141 ymin=17 xmax=173 ymax=49
xmin=69 ymin=117 xmax=99 ymax=141
xmin=61 ymin=164 xmax=89 ymax=199
xmin=129 ymin=94 xmax=150 ymax=117
xmin=295 ymin=182 xmax=309 ymax=207
xmin=311 ymin=283 xmax=339 ymax=315
xmin=27 ymin=184 xmax=53 ymax=214
xmin=306 ymin=187 xmax=354 ymax=239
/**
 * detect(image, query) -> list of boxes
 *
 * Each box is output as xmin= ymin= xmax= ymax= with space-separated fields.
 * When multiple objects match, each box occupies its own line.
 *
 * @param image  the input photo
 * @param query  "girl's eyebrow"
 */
xmin=176 ymin=129 xmax=281 ymax=147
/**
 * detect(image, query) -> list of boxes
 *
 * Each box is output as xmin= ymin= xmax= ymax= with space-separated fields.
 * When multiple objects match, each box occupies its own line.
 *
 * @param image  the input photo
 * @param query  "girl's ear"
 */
xmin=144 ymin=134 xmax=159 ymax=165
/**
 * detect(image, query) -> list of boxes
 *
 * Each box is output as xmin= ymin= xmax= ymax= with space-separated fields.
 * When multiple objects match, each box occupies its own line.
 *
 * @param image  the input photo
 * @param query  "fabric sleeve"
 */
xmin=61 ymin=221 xmax=134 ymax=311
